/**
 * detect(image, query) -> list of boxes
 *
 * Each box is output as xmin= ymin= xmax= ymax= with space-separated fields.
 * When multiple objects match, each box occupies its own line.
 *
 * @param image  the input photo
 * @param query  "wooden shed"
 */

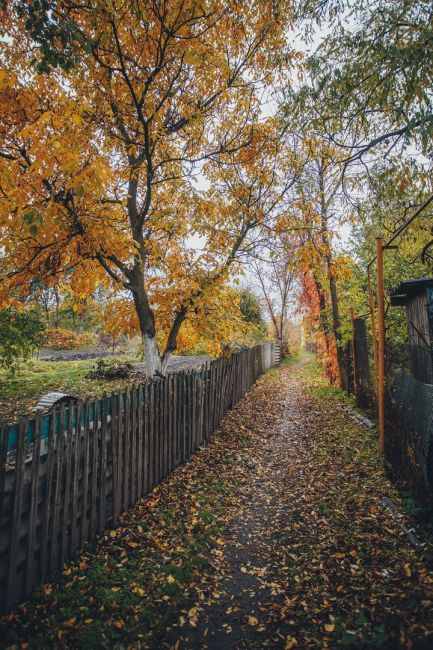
xmin=391 ymin=278 xmax=433 ymax=383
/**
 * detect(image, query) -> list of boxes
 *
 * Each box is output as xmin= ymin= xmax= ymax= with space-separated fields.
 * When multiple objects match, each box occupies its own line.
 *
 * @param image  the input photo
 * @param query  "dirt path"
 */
xmin=160 ymin=357 xmax=433 ymax=649
xmin=161 ymin=360 xmax=312 ymax=649
xmin=2 ymin=355 xmax=433 ymax=649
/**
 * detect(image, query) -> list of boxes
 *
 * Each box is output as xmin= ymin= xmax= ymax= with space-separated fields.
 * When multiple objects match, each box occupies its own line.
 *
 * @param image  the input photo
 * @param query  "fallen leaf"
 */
xmin=112 ymin=619 xmax=125 ymax=629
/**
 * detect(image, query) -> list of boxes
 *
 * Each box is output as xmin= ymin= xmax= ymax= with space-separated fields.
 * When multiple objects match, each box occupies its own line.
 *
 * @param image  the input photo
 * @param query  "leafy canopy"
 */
xmin=296 ymin=0 xmax=433 ymax=160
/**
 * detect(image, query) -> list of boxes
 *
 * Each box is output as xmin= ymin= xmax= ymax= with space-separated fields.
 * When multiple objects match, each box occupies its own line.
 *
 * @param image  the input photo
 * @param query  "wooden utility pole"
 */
xmin=352 ymin=317 xmax=372 ymax=410
xmin=367 ymin=267 xmax=379 ymax=385
xmin=350 ymin=307 xmax=357 ymax=396
xmin=376 ymin=238 xmax=385 ymax=454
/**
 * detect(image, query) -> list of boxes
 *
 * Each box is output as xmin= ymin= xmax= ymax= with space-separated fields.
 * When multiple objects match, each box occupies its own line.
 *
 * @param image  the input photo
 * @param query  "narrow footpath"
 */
xmin=2 ymin=355 xmax=433 ymax=649
xmin=160 ymin=355 xmax=433 ymax=649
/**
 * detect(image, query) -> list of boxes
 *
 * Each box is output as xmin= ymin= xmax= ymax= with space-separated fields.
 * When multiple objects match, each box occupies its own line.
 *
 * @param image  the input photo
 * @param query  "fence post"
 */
xmin=350 ymin=307 xmax=357 ymax=397
xmin=353 ymin=317 xmax=372 ymax=409
xmin=376 ymin=237 xmax=386 ymax=453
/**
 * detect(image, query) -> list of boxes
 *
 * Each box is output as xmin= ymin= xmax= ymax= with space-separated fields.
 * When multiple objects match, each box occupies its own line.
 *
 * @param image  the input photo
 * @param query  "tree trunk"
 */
xmin=160 ymin=351 xmax=172 ymax=375
xmin=141 ymin=333 xmax=162 ymax=375
xmin=318 ymin=160 xmax=348 ymax=390
xmin=312 ymin=272 xmax=334 ymax=380
xmin=130 ymin=269 xmax=162 ymax=375
xmin=43 ymin=300 xmax=50 ymax=325
xmin=54 ymin=286 xmax=60 ymax=327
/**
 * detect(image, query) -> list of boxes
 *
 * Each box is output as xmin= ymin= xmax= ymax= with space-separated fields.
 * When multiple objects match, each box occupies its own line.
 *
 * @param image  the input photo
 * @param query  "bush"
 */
xmin=0 ymin=309 xmax=45 ymax=369
xmin=42 ymin=328 xmax=96 ymax=350
xmin=86 ymin=357 xmax=134 ymax=380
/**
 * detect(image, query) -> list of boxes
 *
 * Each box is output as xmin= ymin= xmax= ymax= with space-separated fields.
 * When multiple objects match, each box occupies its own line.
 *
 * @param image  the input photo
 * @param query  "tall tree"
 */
xmin=250 ymin=234 xmax=296 ymax=354
xmin=0 ymin=0 xmax=293 ymax=373
xmin=295 ymin=137 xmax=352 ymax=387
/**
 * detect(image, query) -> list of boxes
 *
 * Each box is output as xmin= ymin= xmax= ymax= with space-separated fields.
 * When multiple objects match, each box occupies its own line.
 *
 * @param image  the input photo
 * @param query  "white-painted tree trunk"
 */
xmin=142 ymin=334 xmax=162 ymax=376
xmin=160 ymin=351 xmax=172 ymax=375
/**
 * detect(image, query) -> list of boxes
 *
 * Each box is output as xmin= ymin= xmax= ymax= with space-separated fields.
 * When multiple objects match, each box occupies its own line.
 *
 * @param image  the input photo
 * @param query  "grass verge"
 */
xmin=0 ymin=357 xmax=136 ymax=423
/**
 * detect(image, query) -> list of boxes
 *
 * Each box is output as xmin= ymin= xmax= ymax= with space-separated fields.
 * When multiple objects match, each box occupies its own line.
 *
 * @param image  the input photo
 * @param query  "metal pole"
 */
xmin=367 ymin=267 xmax=379 ymax=386
xmin=376 ymin=238 xmax=385 ymax=454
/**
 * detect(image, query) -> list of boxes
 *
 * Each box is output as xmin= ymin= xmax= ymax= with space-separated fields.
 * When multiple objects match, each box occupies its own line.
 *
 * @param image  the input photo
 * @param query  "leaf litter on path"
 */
xmin=1 ymin=357 xmax=433 ymax=649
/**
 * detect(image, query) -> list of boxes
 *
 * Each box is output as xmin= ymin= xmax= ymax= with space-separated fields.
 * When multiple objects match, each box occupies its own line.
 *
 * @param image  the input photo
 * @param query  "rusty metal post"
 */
xmin=376 ymin=238 xmax=385 ymax=454
xmin=367 ymin=267 xmax=379 ymax=386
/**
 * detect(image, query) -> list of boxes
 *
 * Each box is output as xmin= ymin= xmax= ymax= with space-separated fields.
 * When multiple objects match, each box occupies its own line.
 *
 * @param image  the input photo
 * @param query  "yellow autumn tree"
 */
xmin=102 ymin=282 xmax=254 ymax=358
xmin=0 ymin=0 xmax=294 ymax=374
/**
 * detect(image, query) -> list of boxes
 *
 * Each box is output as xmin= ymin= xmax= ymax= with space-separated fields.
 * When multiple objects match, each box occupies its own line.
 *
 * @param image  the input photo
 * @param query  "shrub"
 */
xmin=42 ymin=328 xmax=96 ymax=350
xmin=0 ymin=309 xmax=45 ymax=369
xmin=86 ymin=357 xmax=134 ymax=380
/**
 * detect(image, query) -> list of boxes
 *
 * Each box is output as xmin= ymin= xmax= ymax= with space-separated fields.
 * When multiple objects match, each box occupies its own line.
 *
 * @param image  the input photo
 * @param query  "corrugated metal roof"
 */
xmin=34 ymin=391 xmax=76 ymax=411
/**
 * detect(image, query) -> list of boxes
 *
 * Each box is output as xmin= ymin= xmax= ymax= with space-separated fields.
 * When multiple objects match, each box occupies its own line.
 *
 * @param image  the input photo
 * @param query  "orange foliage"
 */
xmin=300 ymin=271 xmax=339 ymax=385
xmin=42 ymin=328 xmax=96 ymax=350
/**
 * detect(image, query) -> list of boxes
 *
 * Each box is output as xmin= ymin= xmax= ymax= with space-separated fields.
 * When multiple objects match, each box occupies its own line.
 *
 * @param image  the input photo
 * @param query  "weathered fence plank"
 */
xmin=71 ymin=402 xmax=81 ymax=554
xmin=51 ymin=405 xmax=65 ymax=572
xmin=61 ymin=401 xmax=74 ymax=565
xmin=111 ymin=395 xmax=120 ymax=527
xmin=6 ymin=419 xmax=26 ymax=610
xmin=40 ymin=412 xmax=55 ymax=578
xmin=99 ymin=397 xmax=108 ymax=535
xmin=123 ymin=390 xmax=131 ymax=509
xmin=81 ymin=400 xmax=91 ymax=546
xmin=25 ymin=414 xmax=41 ymax=597
xmin=130 ymin=387 xmax=137 ymax=506
xmin=0 ymin=342 xmax=275 ymax=614
xmin=137 ymin=386 xmax=143 ymax=500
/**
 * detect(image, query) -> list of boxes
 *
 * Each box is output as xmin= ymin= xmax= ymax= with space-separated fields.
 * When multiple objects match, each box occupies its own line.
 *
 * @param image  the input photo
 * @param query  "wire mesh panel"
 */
xmin=385 ymin=369 xmax=433 ymax=503
xmin=386 ymin=343 xmax=433 ymax=387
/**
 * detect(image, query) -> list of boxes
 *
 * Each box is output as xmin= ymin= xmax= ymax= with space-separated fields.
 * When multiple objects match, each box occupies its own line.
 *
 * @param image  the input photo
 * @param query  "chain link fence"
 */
xmin=384 ymin=343 xmax=433 ymax=503
xmin=348 ymin=317 xmax=433 ymax=505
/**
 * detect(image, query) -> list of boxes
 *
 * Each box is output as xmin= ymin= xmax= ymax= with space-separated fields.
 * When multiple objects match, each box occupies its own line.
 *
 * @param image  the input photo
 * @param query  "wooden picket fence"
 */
xmin=0 ymin=342 xmax=275 ymax=613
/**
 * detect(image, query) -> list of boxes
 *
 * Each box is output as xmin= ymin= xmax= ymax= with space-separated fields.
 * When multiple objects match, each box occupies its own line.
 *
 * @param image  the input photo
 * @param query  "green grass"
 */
xmin=0 ymin=347 xmax=304 ymax=424
xmin=294 ymin=352 xmax=356 ymax=406
xmin=0 ymin=357 xmax=135 ymax=423
xmin=398 ymin=490 xmax=433 ymax=541
xmin=281 ymin=349 xmax=313 ymax=367
xmin=311 ymin=382 xmax=354 ymax=405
